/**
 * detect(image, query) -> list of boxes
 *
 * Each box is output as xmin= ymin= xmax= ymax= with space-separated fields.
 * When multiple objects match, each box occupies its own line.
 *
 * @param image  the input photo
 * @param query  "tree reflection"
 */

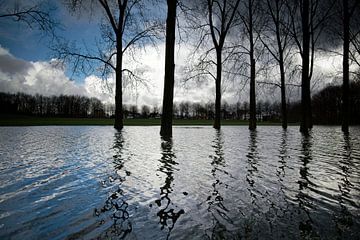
xmin=155 ymin=137 xmax=184 ymax=239
xmin=277 ymin=130 xmax=288 ymax=182
xmin=297 ymin=134 xmax=316 ymax=238
xmin=246 ymin=130 xmax=259 ymax=205
xmin=272 ymin=130 xmax=290 ymax=222
xmin=206 ymin=130 xmax=234 ymax=239
xmin=94 ymin=131 xmax=132 ymax=239
xmin=334 ymin=133 xmax=355 ymax=237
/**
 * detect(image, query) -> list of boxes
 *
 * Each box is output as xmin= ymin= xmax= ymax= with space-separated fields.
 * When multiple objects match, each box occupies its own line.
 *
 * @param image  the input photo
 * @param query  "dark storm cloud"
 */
xmin=0 ymin=51 xmax=32 ymax=75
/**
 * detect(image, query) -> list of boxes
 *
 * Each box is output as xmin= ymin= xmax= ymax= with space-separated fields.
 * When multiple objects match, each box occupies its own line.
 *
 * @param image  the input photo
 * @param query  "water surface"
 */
xmin=0 ymin=126 xmax=359 ymax=239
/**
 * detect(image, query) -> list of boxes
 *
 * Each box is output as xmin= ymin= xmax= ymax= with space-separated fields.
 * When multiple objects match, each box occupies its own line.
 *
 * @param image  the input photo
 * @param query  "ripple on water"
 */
xmin=0 ymin=126 xmax=359 ymax=239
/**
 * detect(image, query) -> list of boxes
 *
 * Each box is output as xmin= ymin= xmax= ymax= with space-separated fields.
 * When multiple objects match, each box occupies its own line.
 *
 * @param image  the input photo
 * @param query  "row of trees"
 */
xmin=0 ymin=92 xmax=106 ymax=118
xmin=160 ymin=0 xmax=360 ymax=136
xmin=2 ymin=81 xmax=359 ymax=124
xmin=55 ymin=0 xmax=359 ymax=136
xmin=1 ymin=0 xmax=359 ymax=136
xmin=0 ymin=91 xmax=299 ymax=120
xmin=112 ymin=100 xmax=282 ymax=120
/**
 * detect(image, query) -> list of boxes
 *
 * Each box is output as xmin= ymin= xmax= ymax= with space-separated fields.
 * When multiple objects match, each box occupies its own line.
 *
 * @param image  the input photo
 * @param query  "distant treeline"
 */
xmin=0 ymin=92 xmax=106 ymax=118
xmin=288 ymin=82 xmax=360 ymax=125
xmin=1 ymin=81 xmax=359 ymax=124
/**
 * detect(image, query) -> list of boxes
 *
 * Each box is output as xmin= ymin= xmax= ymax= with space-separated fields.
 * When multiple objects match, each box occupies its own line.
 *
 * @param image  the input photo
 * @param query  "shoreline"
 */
xmin=0 ymin=115 xmax=295 ymax=126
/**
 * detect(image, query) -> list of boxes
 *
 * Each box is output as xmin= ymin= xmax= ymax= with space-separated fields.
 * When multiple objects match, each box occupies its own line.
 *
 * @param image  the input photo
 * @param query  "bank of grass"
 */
xmin=0 ymin=114 xmax=288 ymax=126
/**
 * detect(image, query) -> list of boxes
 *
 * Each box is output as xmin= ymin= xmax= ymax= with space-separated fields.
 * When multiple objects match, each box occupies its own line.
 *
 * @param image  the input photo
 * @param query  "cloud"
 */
xmin=84 ymin=75 xmax=114 ymax=103
xmin=0 ymin=48 xmax=32 ymax=75
xmin=0 ymin=46 xmax=86 ymax=96
xmin=1 ymin=42 xmax=352 ymax=109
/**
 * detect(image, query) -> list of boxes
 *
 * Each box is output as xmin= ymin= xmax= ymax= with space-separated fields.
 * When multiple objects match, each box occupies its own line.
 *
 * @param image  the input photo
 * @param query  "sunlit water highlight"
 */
xmin=0 ymin=126 xmax=359 ymax=239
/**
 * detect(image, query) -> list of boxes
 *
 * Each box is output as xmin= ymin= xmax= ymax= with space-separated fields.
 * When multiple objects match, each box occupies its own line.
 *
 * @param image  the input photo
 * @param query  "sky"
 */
xmin=0 ymin=0 xmax=218 ymax=107
xmin=0 ymin=0 xmax=349 ymax=108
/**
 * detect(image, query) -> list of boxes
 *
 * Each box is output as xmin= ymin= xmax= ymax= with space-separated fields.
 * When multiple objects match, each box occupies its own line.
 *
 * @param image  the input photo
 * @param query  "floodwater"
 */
xmin=0 ymin=126 xmax=359 ymax=239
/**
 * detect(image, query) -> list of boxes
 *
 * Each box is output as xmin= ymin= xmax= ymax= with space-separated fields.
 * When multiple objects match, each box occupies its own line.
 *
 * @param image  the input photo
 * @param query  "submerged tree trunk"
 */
xmin=276 ymin=13 xmax=287 ymax=129
xmin=206 ymin=0 xmax=240 ymax=130
xmin=249 ymin=58 xmax=256 ymax=130
xmin=280 ymin=63 xmax=287 ymax=129
xmin=300 ymin=0 xmax=311 ymax=134
xmin=342 ymin=0 xmax=350 ymax=133
xmin=114 ymin=39 xmax=124 ymax=130
xmin=113 ymin=2 xmax=127 ymax=131
xmin=160 ymin=0 xmax=177 ymax=137
xmin=248 ymin=0 xmax=256 ymax=131
xmin=264 ymin=0 xmax=288 ymax=129
xmin=214 ymin=50 xmax=222 ymax=129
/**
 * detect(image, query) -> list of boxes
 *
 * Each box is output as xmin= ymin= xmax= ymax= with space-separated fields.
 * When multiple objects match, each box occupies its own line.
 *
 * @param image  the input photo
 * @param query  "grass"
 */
xmin=0 ymin=114 xmax=290 ymax=126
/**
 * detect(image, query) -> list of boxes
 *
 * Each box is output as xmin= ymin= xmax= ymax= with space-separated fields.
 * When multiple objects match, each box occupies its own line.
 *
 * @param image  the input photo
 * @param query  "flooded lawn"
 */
xmin=0 ymin=126 xmax=359 ymax=239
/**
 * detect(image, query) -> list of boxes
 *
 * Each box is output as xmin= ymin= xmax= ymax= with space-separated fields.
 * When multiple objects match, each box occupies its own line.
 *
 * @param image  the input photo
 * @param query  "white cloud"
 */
xmin=1 ymin=42 xmax=352 ymax=108
xmin=0 ymin=46 xmax=86 ymax=97
xmin=0 ymin=43 xmax=219 ymax=107
xmin=84 ymin=75 xmax=114 ymax=103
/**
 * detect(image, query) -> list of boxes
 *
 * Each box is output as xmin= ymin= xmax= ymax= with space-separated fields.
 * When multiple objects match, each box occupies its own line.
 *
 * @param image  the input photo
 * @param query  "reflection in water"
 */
xmin=277 ymin=130 xmax=288 ymax=182
xmin=243 ymin=130 xmax=263 ymax=238
xmin=246 ymin=130 xmax=259 ymax=205
xmin=273 ymin=130 xmax=290 ymax=218
xmin=95 ymin=132 xmax=132 ymax=239
xmin=207 ymin=130 xmax=233 ymax=239
xmin=297 ymin=134 xmax=316 ymax=238
xmin=155 ymin=138 xmax=184 ymax=239
xmin=334 ymin=133 xmax=354 ymax=237
xmin=1 ymin=126 xmax=360 ymax=239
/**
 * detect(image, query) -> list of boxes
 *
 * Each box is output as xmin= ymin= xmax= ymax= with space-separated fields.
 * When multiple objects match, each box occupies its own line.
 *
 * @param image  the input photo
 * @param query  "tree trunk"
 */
xmin=342 ymin=0 xmax=350 ymax=133
xmin=300 ymin=0 xmax=311 ymax=134
xmin=214 ymin=50 xmax=222 ymax=130
xmin=275 ymin=12 xmax=287 ymax=129
xmin=114 ymin=3 xmax=126 ymax=131
xmin=114 ymin=57 xmax=123 ymax=130
xmin=248 ymin=0 xmax=256 ymax=131
xmin=249 ymin=58 xmax=256 ymax=130
xmin=280 ymin=61 xmax=287 ymax=129
xmin=160 ymin=0 xmax=177 ymax=137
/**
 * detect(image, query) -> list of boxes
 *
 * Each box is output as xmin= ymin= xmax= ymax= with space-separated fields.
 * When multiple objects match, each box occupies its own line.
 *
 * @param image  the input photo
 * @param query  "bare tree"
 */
xmin=349 ymin=17 xmax=360 ymax=71
xmin=259 ymin=0 xmax=292 ymax=129
xmin=342 ymin=0 xmax=359 ymax=133
xmin=160 ymin=0 xmax=177 ymax=137
xmin=287 ymin=0 xmax=335 ymax=134
xmin=208 ymin=0 xmax=241 ymax=129
xmin=57 ymin=0 xmax=161 ymax=130
xmin=237 ymin=0 xmax=264 ymax=130
xmin=0 ymin=0 xmax=58 ymax=36
xmin=342 ymin=0 xmax=350 ymax=133
xmin=184 ymin=0 xmax=240 ymax=129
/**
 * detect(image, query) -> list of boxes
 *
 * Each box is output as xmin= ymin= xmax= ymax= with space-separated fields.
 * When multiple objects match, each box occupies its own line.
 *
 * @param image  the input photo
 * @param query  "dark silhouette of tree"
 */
xmin=341 ymin=0 xmax=359 ymax=133
xmin=0 ymin=0 xmax=57 ymax=36
xmin=184 ymin=0 xmax=241 ymax=129
xmin=141 ymin=105 xmax=150 ymax=118
xmin=342 ymin=0 xmax=350 ymax=133
xmin=286 ymin=0 xmax=335 ymax=134
xmin=179 ymin=101 xmax=190 ymax=118
xmin=160 ymin=0 xmax=177 ymax=137
xmin=57 ymin=0 xmax=160 ymax=130
xmin=206 ymin=0 xmax=241 ymax=129
xmin=238 ymin=0 xmax=263 ymax=130
xmin=299 ymin=0 xmax=312 ymax=134
xmin=312 ymin=82 xmax=360 ymax=125
xmin=259 ymin=0 xmax=292 ymax=129
xmin=0 ymin=92 xmax=106 ymax=118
